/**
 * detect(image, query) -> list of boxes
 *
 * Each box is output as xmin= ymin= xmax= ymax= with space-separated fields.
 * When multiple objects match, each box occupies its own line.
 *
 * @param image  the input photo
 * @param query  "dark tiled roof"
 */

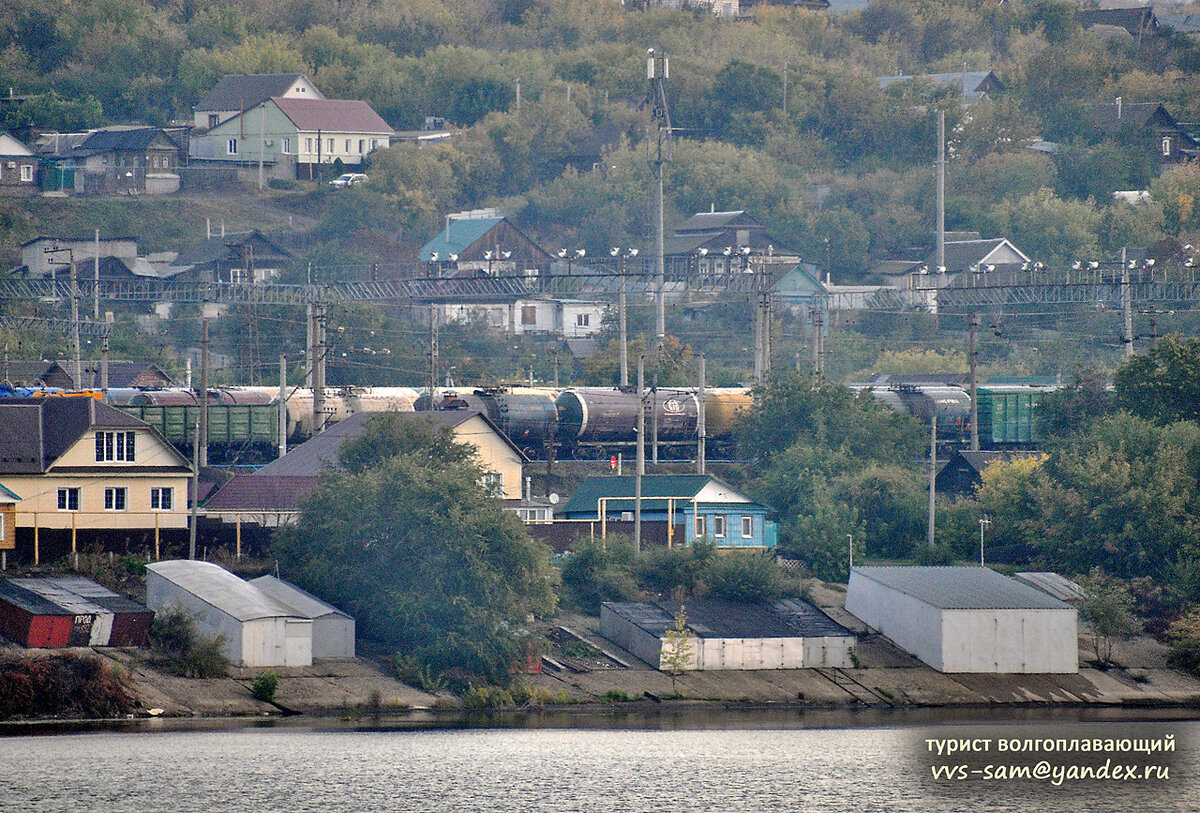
xmin=1079 ymin=7 xmax=1157 ymax=35
xmin=173 ymin=231 xmax=290 ymax=268
xmin=202 ymin=474 xmax=322 ymax=512
xmin=674 ymin=210 xmax=750 ymax=233
xmin=196 ymin=74 xmax=317 ymax=112
xmin=851 ymin=566 xmax=1072 ymax=610
xmin=1085 ymin=102 xmax=1173 ymax=134
xmin=273 ymin=97 xmax=392 ymax=134
xmin=0 ymin=398 xmax=147 ymax=474
xmin=52 ymin=361 xmax=175 ymax=389
xmin=604 ymin=598 xmax=853 ymax=639
xmin=0 ymin=361 xmax=57 ymax=387
xmin=79 ymin=127 xmax=178 ymax=152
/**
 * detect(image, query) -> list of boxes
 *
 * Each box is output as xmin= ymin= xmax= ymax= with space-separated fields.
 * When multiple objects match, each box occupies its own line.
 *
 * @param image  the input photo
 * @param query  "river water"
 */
xmin=2 ymin=710 xmax=1196 ymax=812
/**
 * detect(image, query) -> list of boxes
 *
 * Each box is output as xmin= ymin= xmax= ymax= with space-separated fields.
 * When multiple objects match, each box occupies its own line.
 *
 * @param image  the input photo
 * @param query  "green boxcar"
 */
xmin=977 ymin=387 xmax=1054 ymax=445
xmin=117 ymin=404 xmax=277 ymax=447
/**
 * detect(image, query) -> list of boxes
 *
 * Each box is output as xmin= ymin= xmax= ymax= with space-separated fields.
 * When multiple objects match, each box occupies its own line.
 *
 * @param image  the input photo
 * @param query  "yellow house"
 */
xmin=0 ymin=483 xmax=17 ymax=552
xmin=0 ymin=398 xmax=192 ymax=545
xmin=204 ymin=410 xmax=527 ymax=526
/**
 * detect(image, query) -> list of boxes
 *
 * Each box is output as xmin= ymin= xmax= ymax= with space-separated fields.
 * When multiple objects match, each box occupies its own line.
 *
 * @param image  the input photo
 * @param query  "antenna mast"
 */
xmin=647 ymin=48 xmax=672 ymax=346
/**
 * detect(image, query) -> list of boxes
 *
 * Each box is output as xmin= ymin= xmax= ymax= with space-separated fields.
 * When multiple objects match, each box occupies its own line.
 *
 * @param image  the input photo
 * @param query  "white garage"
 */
xmin=146 ymin=560 xmax=312 ymax=668
xmin=251 ymin=575 xmax=355 ymax=659
xmin=845 ymin=566 xmax=1077 ymax=674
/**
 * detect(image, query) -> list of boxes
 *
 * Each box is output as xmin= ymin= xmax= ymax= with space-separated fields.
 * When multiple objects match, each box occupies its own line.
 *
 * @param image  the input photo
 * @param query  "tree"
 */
xmin=662 ymin=604 xmax=694 ymax=688
xmin=1113 ymin=333 xmax=1200 ymax=425
xmin=273 ymin=416 xmax=556 ymax=686
xmin=1078 ymin=569 xmax=1140 ymax=666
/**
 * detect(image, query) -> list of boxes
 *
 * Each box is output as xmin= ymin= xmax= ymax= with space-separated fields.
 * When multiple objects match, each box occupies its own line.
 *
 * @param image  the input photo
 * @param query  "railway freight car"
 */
xmin=976 ymin=385 xmax=1052 ymax=446
xmin=553 ymin=387 xmax=753 ymax=450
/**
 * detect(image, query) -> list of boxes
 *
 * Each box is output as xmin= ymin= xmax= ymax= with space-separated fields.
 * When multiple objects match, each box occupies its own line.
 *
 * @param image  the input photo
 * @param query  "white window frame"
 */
xmin=227 ymin=138 xmax=238 ymax=155
xmin=20 ymin=164 xmax=33 ymax=182
xmin=741 ymin=515 xmax=754 ymax=538
xmin=695 ymin=515 xmax=706 ymax=539
xmin=104 ymin=487 xmax=127 ymax=511
xmin=713 ymin=514 xmax=726 ymax=538
xmin=1163 ymin=137 xmax=1172 ymax=157
xmin=482 ymin=471 xmax=503 ymax=493
xmin=305 ymin=137 xmax=313 ymax=154
xmin=151 ymin=487 xmax=173 ymax=510
xmin=358 ymin=139 xmax=365 ymax=153
xmin=327 ymin=138 xmax=334 ymax=153
xmin=345 ymin=138 xmax=352 ymax=153
xmin=576 ymin=313 xmax=589 ymax=327
xmin=282 ymin=137 xmax=291 ymax=154
xmin=58 ymin=488 xmax=80 ymax=511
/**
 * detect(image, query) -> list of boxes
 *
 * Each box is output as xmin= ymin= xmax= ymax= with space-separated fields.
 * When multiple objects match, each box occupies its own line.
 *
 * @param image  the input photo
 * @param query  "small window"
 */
xmin=358 ymin=139 xmax=365 ymax=153
xmin=713 ymin=515 xmax=726 ymax=538
xmin=695 ymin=515 xmax=706 ymax=538
xmin=96 ymin=431 xmax=136 ymax=462
xmin=482 ymin=471 xmax=503 ymax=493
xmin=58 ymin=488 xmax=80 ymax=511
xmin=521 ymin=306 xmax=537 ymax=325
xmin=1163 ymin=137 xmax=1172 ymax=157
xmin=741 ymin=516 xmax=754 ymax=538
xmin=104 ymin=487 xmax=127 ymax=511
xmin=344 ymin=138 xmax=352 ymax=153
xmin=151 ymin=487 xmax=173 ymax=510
xmin=370 ymin=139 xmax=378 ymax=151
xmin=208 ymin=114 xmax=219 ymax=128
xmin=305 ymin=137 xmax=313 ymax=153
xmin=576 ymin=313 xmax=589 ymax=327
xmin=21 ymin=164 xmax=34 ymax=182
xmin=327 ymin=138 xmax=334 ymax=153
xmin=282 ymin=137 xmax=291 ymax=154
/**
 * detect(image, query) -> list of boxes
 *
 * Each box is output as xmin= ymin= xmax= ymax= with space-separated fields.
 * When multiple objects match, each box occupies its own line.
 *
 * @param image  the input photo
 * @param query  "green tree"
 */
xmin=662 ymin=604 xmax=694 ymax=687
xmin=1078 ymin=569 xmax=1140 ymax=666
xmin=1114 ymin=334 xmax=1200 ymax=425
xmin=273 ymin=416 xmax=556 ymax=686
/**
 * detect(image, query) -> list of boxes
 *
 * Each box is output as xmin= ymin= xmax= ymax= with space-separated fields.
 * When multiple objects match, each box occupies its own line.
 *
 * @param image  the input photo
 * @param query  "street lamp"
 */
xmin=979 ymin=515 xmax=991 ymax=566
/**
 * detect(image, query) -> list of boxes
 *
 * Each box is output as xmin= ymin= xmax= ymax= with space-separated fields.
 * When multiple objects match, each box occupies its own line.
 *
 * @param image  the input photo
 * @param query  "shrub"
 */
xmin=0 ymin=653 xmax=137 ymax=719
xmin=560 ymin=539 xmax=640 ymax=612
xmin=150 ymin=607 xmax=230 ymax=678
xmin=120 ymin=553 xmax=148 ymax=575
xmin=252 ymin=672 xmax=280 ymax=703
xmin=600 ymin=689 xmax=636 ymax=703
xmin=1167 ymin=610 xmax=1200 ymax=674
xmin=395 ymin=654 xmax=449 ymax=694
xmin=704 ymin=554 xmax=792 ymax=602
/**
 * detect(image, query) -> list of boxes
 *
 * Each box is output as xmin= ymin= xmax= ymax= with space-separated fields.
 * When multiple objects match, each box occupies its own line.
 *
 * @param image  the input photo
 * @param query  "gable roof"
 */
xmin=173 ymin=230 xmax=291 ymax=268
xmin=256 ymin=409 xmax=525 ymax=477
xmin=201 ymin=474 xmax=321 ymax=512
xmin=851 ymin=566 xmax=1072 ymax=610
xmin=52 ymin=361 xmax=175 ymax=390
xmin=1084 ymin=101 xmax=1188 ymax=136
xmin=147 ymin=560 xmax=303 ymax=622
xmin=674 ymin=210 xmax=756 ymax=234
xmin=271 ymin=97 xmax=392 ymax=135
xmin=250 ymin=575 xmax=351 ymax=620
xmin=558 ymin=474 xmax=762 ymax=516
xmin=0 ymin=132 xmax=34 ymax=157
xmin=419 ymin=216 xmax=505 ymax=261
xmin=1079 ymin=7 xmax=1157 ymax=36
xmin=926 ymin=238 xmax=1030 ymax=273
xmin=79 ymin=127 xmax=178 ymax=153
xmin=0 ymin=397 xmax=162 ymax=474
xmin=878 ymin=71 xmax=1004 ymax=101
xmin=196 ymin=74 xmax=321 ymax=112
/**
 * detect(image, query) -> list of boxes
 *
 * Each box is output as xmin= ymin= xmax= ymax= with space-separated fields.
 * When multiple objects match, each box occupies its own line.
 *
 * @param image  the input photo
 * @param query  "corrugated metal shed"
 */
xmin=1014 ymin=572 xmax=1085 ymax=603
xmin=850 ymin=566 xmax=1070 ymax=610
xmin=146 ymin=560 xmax=297 ymax=621
xmin=251 ymin=575 xmax=355 ymax=658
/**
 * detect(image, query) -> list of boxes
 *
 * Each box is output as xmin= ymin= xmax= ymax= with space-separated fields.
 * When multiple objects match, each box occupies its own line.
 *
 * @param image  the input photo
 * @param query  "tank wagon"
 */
xmin=553 ymin=387 xmax=753 ymax=450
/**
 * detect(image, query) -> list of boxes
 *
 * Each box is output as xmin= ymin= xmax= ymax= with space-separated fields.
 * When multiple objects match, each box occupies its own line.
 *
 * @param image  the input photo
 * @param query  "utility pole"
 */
xmin=312 ymin=304 xmax=327 ymax=433
xmin=427 ymin=308 xmax=439 ymax=410
xmin=936 ymin=110 xmax=946 ymax=274
xmin=697 ymin=353 xmax=706 ymax=475
xmin=651 ymin=371 xmax=659 ymax=466
xmin=782 ymin=61 xmax=788 ymax=113
xmin=812 ymin=309 xmax=825 ymax=375
xmin=927 ymin=415 xmax=937 ymax=549
xmin=635 ymin=354 xmax=645 ymax=554
xmin=69 ymin=256 xmax=81 ymax=391
xmin=100 ymin=335 xmax=109 ymax=395
xmin=753 ymin=255 xmax=772 ymax=380
xmin=93 ymin=229 xmax=100 ymax=321
xmin=647 ymin=48 xmax=672 ymax=345
xmin=199 ymin=319 xmax=209 ymax=468
xmin=969 ymin=313 xmax=979 ymax=451
xmin=278 ymin=354 xmax=288 ymax=459
xmin=189 ymin=418 xmax=199 ymax=560
xmin=1122 ymin=247 xmax=1134 ymax=359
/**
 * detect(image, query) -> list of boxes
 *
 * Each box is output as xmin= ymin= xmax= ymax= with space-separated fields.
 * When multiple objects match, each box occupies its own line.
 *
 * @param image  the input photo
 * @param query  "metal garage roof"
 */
xmin=603 ymin=598 xmax=853 ymax=639
xmin=852 ymin=566 xmax=1072 ymax=610
xmin=147 ymin=560 xmax=300 ymax=622
xmin=250 ymin=575 xmax=351 ymax=621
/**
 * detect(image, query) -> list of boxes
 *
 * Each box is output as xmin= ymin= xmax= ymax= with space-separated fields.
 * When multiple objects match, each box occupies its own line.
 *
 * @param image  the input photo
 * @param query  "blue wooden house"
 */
xmin=556 ymin=474 xmax=777 ymax=550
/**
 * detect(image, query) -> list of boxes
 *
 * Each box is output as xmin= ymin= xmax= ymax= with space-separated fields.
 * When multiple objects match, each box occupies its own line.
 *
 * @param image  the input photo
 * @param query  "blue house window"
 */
xmin=695 ymin=515 xmax=706 ymax=538
xmin=741 ymin=516 xmax=754 ymax=539
xmin=713 ymin=515 xmax=726 ymax=538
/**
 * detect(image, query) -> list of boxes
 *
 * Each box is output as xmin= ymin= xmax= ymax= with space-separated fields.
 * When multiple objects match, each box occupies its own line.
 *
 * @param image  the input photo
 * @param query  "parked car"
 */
xmin=329 ymin=173 xmax=368 ymax=188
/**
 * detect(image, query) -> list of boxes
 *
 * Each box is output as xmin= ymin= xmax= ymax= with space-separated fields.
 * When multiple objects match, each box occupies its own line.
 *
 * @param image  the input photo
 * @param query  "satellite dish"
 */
xmin=549 ymin=493 xmax=560 ymax=505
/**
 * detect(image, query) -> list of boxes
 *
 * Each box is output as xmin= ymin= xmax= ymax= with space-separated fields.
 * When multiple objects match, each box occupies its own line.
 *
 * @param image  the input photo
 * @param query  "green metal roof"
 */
xmin=557 ymin=474 xmax=764 ymax=516
xmin=418 ymin=217 xmax=503 ymax=261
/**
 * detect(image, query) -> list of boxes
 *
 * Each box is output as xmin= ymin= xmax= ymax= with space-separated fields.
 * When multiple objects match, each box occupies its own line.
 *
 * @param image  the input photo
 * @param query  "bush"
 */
xmin=560 ymin=539 xmax=641 ymax=612
xmin=150 ymin=607 xmax=230 ymax=678
xmin=120 ymin=553 xmax=148 ymax=575
xmin=0 ymin=653 xmax=137 ymax=719
xmin=703 ymin=554 xmax=793 ymax=602
xmin=634 ymin=541 xmax=716 ymax=597
xmin=1167 ymin=610 xmax=1200 ymax=674
xmin=251 ymin=672 xmax=280 ymax=703
xmin=268 ymin=178 xmax=299 ymax=190
xmin=600 ymin=689 xmax=637 ymax=703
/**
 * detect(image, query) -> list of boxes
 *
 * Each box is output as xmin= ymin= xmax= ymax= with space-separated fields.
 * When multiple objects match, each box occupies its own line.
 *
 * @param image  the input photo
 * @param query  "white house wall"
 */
xmin=941 ymin=609 xmax=1077 ymax=673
